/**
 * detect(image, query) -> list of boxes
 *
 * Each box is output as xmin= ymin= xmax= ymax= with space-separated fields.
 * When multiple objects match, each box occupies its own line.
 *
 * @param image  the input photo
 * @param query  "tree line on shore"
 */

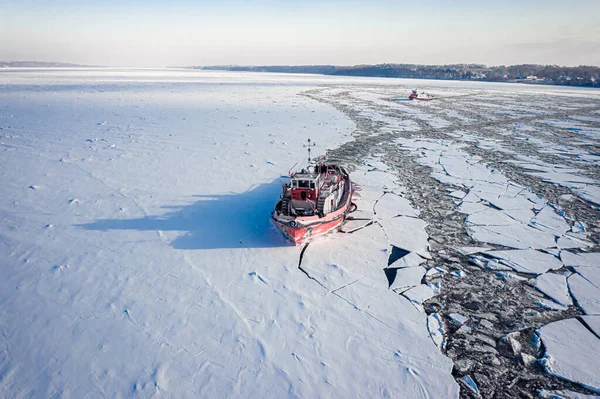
xmin=196 ymin=64 xmax=600 ymax=87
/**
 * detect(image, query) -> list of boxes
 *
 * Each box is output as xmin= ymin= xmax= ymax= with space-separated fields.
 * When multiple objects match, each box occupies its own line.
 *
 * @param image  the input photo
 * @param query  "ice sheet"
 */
xmin=0 ymin=69 xmax=462 ymax=398
xmin=301 ymin=223 xmax=390 ymax=291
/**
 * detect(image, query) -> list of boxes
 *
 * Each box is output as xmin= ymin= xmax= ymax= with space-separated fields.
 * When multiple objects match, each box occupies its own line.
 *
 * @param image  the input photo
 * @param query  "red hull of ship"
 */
xmin=274 ymin=215 xmax=346 ymax=245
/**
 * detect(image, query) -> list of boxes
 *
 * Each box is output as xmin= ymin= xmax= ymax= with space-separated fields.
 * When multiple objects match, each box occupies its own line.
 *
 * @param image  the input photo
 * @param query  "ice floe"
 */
xmin=388 ymin=251 xmax=427 ymax=268
xmin=484 ymin=249 xmax=563 ymax=274
xmin=380 ymin=216 xmax=429 ymax=253
xmin=374 ymin=193 xmax=418 ymax=219
xmin=403 ymin=283 xmax=441 ymax=308
xmin=536 ymin=298 xmax=568 ymax=311
xmin=468 ymin=223 xmax=557 ymax=250
xmin=533 ymin=273 xmax=573 ymax=306
xmin=562 ymin=251 xmax=600 ymax=268
xmin=457 ymin=246 xmax=492 ymax=255
xmin=568 ymin=272 xmax=600 ymax=315
xmin=529 ymin=206 xmax=570 ymax=236
xmin=581 ymin=316 xmax=600 ymax=337
xmin=539 ymin=389 xmax=600 ymax=399
xmin=427 ymin=313 xmax=446 ymax=349
xmin=538 ymin=318 xmax=600 ymax=393
xmin=389 ymin=266 xmax=426 ymax=291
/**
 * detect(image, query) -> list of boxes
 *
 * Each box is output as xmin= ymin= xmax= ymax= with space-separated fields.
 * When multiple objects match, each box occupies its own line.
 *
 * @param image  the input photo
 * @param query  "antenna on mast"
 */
xmin=304 ymin=138 xmax=316 ymax=163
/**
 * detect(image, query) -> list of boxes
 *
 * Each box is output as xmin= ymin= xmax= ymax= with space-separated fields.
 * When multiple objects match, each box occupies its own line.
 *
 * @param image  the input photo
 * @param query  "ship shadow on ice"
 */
xmin=78 ymin=179 xmax=292 ymax=249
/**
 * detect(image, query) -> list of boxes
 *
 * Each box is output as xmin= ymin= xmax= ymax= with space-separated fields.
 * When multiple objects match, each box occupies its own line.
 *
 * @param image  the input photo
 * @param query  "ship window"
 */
xmin=310 ymin=181 xmax=316 ymax=189
xmin=298 ymin=180 xmax=309 ymax=188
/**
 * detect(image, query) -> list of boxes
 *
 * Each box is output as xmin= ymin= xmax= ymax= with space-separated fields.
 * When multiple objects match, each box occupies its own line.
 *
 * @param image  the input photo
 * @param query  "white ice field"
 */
xmin=1 ymin=68 xmax=599 ymax=398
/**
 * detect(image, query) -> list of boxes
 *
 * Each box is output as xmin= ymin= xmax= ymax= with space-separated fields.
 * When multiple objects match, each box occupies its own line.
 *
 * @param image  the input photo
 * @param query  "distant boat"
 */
xmin=408 ymin=90 xmax=434 ymax=101
xmin=272 ymin=140 xmax=354 ymax=245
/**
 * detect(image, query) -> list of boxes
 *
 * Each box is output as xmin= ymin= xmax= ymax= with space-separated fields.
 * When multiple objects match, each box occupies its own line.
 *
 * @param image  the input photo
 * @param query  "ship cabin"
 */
xmin=290 ymin=171 xmax=319 ymax=202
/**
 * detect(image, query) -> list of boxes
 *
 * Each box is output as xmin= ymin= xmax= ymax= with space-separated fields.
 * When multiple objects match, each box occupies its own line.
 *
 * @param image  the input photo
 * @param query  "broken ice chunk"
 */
xmin=557 ymin=234 xmax=593 ymax=250
xmin=502 ymin=208 xmax=536 ymax=224
xmin=468 ymin=223 xmax=557 ymax=249
xmin=300 ymin=224 xmax=389 ymax=291
xmin=448 ymin=190 xmax=466 ymax=199
xmin=529 ymin=205 xmax=570 ymax=235
xmin=340 ymin=217 xmax=373 ymax=233
xmin=561 ymin=251 xmax=600 ymax=268
xmin=495 ymin=271 xmax=525 ymax=282
xmin=534 ymin=273 xmax=573 ymax=307
xmin=538 ymin=389 xmax=600 ymax=399
xmin=484 ymin=249 xmax=563 ymax=274
xmin=502 ymin=332 xmax=522 ymax=355
xmin=427 ymin=313 xmax=446 ymax=349
xmin=536 ymin=298 xmax=568 ymax=311
xmin=576 ymin=185 xmax=600 ymax=207
xmin=466 ymin=208 xmax=519 ymax=226
xmin=458 ymin=201 xmax=488 ymax=214
xmin=389 ymin=266 xmax=426 ymax=291
xmin=568 ymin=273 xmax=600 ymax=315
xmin=426 ymin=266 xmax=448 ymax=278
xmin=521 ymin=353 xmax=537 ymax=367
xmin=572 ymin=221 xmax=586 ymax=233
xmin=450 ymin=269 xmax=466 ymax=277
xmin=581 ymin=316 xmax=600 ymax=338
xmin=374 ymin=193 xmax=418 ymax=219
xmin=403 ymin=283 xmax=440 ymax=308
xmin=448 ymin=313 xmax=468 ymax=325
xmin=380 ymin=216 xmax=429 ymax=253
xmin=469 ymin=255 xmax=512 ymax=271
xmin=388 ymin=251 xmax=426 ymax=269
xmin=457 ymin=246 xmax=492 ymax=255
xmin=461 ymin=375 xmax=480 ymax=395
xmin=538 ymin=318 xmax=600 ymax=393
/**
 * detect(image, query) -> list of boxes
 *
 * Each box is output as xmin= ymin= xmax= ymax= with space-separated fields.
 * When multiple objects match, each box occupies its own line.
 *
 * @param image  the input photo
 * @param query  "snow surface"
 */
xmin=0 ymin=69 xmax=460 ymax=398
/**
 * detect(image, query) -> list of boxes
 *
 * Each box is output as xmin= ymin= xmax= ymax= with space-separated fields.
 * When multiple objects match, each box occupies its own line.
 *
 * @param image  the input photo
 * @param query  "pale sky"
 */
xmin=1 ymin=0 xmax=599 ymax=67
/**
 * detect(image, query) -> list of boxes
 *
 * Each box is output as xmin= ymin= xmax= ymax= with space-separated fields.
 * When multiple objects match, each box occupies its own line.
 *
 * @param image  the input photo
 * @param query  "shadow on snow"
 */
xmin=77 ymin=178 xmax=292 ymax=250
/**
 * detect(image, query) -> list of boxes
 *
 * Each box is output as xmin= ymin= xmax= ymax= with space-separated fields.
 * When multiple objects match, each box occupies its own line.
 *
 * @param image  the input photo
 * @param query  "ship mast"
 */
xmin=304 ymin=138 xmax=316 ymax=163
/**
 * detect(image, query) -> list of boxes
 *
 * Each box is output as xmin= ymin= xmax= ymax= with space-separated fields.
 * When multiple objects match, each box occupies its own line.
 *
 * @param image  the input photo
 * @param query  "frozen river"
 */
xmin=1 ymin=68 xmax=599 ymax=398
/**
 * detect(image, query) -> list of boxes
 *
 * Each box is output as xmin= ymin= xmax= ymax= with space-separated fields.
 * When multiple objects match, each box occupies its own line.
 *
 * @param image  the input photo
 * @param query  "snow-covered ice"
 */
xmin=0 ymin=69 xmax=460 ymax=398
xmin=534 ymin=273 xmax=573 ymax=307
xmin=374 ymin=192 xmax=418 ymax=219
xmin=3 ymin=68 xmax=600 ymax=397
xmin=538 ymin=318 xmax=600 ymax=393
xmin=485 ymin=249 xmax=564 ymax=275
xmin=380 ymin=216 xmax=429 ymax=253
xmin=389 ymin=266 xmax=426 ymax=291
